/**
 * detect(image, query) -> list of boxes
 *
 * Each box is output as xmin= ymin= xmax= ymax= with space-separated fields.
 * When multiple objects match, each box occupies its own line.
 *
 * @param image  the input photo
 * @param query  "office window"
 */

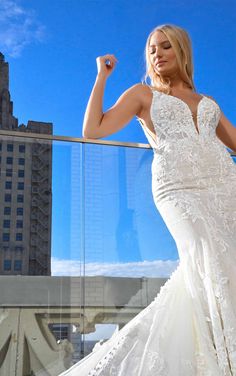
xmin=3 ymin=246 xmax=9 ymax=252
xmin=5 ymin=181 xmax=12 ymax=189
xmin=2 ymin=233 xmax=10 ymax=242
xmin=6 ymin=157 xmax=13 ymax=164
xmin=17 ymin=182 xmax=24 ymax=190
xmin=14 ymin=260 xmax=22 ymax=271
xmin=17 ymin=207 xmax=23 ymax=216
xmin=15 ymin=246 xmax=23 ymax=252
xmin=7 ymin=144 xmax=13 ymax=152
xmin=6 ymin=168 xmax=12 ymax=177
xmin=19 ymin=145 xmax=25 ymax=153
xmin=18 ymin=170 xmax=24 ymax=178
xmin=17 ymin=194 xmax=24 ymax=203
xmin=4 ymin=260 xmax=11 ymax=271
xmin=3 ymin=220 xmax=10 ymax=228
xmin=18 ymin=158 xmax=25 ymax=165
xmin=16 ymin=220 xmax=23 ymax=228
xmin=5 ymin=194 xmax=11 ymax=202
xmin=16 ymin=233 xmax=23 ymax=241
xmin=4 ymin=207 xmax=11 ymax=215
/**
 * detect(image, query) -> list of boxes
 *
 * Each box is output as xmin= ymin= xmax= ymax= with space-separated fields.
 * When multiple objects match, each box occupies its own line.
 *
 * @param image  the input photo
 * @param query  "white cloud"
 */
xmin=51 ymin=257 xmax=179 ymax=278
xmin=0 ymin=0 xmax=46 ymax=57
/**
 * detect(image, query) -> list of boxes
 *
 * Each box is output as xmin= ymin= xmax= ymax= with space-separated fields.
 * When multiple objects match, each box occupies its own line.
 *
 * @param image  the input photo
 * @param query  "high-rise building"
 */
xmin=0 ymin=52 xmax=53 ymax=275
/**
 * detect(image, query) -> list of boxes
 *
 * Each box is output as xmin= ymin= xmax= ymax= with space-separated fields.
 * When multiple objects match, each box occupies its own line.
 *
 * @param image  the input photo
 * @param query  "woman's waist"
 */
xmin=152 ymin=150 xmax=235 ymax=179
xmin=151 ymin=166 xmax=236 ymax=189
xmin=151 ymin=175 xmax=236 ymax=208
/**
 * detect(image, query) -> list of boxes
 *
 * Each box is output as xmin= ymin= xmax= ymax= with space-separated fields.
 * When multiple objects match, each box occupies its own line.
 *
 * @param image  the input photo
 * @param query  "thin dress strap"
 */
xmin=136 ymin=85 xmax=158 ymax=149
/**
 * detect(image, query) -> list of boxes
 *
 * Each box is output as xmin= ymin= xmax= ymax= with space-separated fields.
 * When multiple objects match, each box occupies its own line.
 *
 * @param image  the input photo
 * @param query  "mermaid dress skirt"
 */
xmin=59 ymin=88 xmax=236 ymax=375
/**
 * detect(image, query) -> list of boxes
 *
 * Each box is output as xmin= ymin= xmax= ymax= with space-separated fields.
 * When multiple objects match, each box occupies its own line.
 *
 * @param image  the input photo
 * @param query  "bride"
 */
xmin=60 ymin=24 xmax=236 ymax=375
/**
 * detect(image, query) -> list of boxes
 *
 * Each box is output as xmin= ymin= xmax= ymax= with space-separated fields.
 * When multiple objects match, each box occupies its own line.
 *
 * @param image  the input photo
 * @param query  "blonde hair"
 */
xmin=142 ymin=24 xmax=196 ymax=94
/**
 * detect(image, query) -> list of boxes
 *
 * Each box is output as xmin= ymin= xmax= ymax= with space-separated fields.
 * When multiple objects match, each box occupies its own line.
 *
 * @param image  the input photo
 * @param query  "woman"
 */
xmin=60 ymin=24 xmax=236 ymax=375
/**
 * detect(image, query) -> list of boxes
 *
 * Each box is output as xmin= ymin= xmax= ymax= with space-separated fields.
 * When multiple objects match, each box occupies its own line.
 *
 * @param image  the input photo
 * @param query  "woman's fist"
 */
xmin=96 ymin=54 xmax=118 ymax=79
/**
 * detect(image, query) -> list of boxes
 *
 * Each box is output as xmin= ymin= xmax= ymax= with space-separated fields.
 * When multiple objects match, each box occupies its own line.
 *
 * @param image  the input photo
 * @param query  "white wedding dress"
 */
xmin=60 ymin=86 xmax=236 ymax=375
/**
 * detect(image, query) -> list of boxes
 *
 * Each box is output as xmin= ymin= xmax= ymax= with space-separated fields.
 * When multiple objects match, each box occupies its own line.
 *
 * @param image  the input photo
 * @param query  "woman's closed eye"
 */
xmin=149 ymin=44 xmax=171 ymax=54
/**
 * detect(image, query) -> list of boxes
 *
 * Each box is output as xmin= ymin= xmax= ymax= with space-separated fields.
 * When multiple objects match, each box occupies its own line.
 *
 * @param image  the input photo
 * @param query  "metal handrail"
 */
xmin=0 ymin=129 xmax=235 ymax=155
xmin=0 ymin=129 xmax=151 ymax=149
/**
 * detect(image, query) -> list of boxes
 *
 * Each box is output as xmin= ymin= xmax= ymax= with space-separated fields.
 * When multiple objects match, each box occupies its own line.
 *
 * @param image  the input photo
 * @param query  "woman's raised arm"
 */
xmin=82 ymin=54 xmax=143 ymax=139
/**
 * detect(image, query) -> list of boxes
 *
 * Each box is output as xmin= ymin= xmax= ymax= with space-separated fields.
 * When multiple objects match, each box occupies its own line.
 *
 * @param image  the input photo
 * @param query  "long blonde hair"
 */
xmin=142 ymin=24 xmax=196 ymax=94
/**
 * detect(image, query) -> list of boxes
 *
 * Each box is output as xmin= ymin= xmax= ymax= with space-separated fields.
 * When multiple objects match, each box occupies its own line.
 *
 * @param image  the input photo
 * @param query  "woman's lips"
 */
xmin=156 ymin=61 xmax=167 ymax=65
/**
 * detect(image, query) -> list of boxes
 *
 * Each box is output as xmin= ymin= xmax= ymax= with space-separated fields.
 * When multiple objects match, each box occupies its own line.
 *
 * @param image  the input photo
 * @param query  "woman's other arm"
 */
xmin=205 ymin=95 xmax=236 ymax=152
xmin=82 ymin=54 xmax=143 ymax=139
xmin=216 ymin=113 xmax=236 ymax=153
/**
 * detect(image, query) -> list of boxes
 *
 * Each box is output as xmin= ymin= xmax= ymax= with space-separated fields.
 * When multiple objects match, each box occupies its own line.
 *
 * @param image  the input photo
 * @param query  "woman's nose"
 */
xmin=154 ymin=46 xmax=163 ymax=59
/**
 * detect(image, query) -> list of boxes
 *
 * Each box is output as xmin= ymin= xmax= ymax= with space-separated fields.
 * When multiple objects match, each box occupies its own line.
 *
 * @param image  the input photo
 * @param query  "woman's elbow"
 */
xmin=82 ymin=129 xmax=100 ymax=139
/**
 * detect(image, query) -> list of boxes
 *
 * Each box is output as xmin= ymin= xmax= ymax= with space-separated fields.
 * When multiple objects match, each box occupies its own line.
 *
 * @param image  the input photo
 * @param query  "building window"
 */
xmin=0 ymin=143 xmax=2 ymax=151
xmin=2 ymin=233 xmax=10 ymax=242
xmin=16 ymin=220 xmax=23 ymax=228
xmin=6 ymin=168 xmax=12 ymax=177
xmin=3 ymin=246 xmax=9 ymax=252
xmin=5 ymin=194 xmax=11 ymax=202
xmin=18 ymin=170 xmax=24 ymax=178
xmin=19 ymin=145 xmax=25 ymax=153
xmin=14 ymin=260 xmax=22 ymax=271
xmin=16 ymin=233 xmax=23 ymax=241
xmin=15 ymin=246 xmax=23 ymax=252
xmin=4 ymin=207 xmax=11 ymax=215
xmin=18 ymin=158 xmax=25 ymax=165
xmin=17 ymin=182 xmax=24 ymax=190
xmin=6 ymin=157 xmax=13 ymax=164
xmin=7 ymin=144 xmax=13 ymax=152
xmin=4 ymin=260 xmax=11 ymax=271
xmin=3 ymin=220 xmax=10 ymax=228
xmin=17 ymin=194 xmax=24 ymax=203
xmin=5 ymin=181 xmax=12 ymax=189
xmin=17 ymin=207 xmax=23 ymax=216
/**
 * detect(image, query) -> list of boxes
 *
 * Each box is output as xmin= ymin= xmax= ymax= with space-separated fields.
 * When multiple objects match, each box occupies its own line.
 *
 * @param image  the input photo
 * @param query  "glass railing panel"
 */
xmin=83 ymin=142 xmax=179 ymax=276
xmin=0 ymin=134 xmax=84 ymax=375
xmin=81 ymin=142 xmax=179 ymax=364
xmin=0 ymin=132 xmax=235 ymax=374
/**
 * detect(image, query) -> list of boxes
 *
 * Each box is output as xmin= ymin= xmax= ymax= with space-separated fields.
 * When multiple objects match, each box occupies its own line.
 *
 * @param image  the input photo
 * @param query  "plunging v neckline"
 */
xmin=161 ymin=92 xmax=205 ymax=136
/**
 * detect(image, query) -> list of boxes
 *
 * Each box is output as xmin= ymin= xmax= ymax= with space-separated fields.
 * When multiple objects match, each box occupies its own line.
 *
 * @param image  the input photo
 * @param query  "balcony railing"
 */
xmin=0 ymin=129 xmax=235 ymax=375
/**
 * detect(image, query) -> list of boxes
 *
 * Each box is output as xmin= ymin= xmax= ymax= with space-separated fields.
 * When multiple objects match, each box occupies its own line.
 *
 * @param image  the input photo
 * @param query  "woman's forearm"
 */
xmin=82 ymin=74 xmax=107 ymax=138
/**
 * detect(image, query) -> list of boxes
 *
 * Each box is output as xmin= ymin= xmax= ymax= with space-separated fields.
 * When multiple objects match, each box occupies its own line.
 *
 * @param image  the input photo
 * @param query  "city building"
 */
xmin=0 ymin=52 xmax=53 ymax=275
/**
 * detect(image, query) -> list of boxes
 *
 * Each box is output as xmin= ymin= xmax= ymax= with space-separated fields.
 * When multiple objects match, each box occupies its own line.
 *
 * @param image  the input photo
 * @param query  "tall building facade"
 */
xmin=0 ymin=52 xmax=52 ymax=275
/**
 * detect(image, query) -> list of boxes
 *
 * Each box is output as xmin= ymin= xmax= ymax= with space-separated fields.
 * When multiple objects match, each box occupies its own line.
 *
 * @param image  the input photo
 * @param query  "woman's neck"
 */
xmin=163 ymin=73 xmax=192 ymax=93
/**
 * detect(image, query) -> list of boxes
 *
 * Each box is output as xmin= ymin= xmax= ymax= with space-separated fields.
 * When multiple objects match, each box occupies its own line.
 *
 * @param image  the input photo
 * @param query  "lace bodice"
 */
xmin=137 ymin=89 xmax=235 ymax=206
xmin=138 ymin=89 xmax=221 ymax=147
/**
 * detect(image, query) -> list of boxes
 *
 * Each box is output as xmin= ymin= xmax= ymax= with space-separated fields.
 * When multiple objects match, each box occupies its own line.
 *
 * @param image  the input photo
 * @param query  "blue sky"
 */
xmin=0 ymin=0 xmax=235 ymax=277
xmin=1 ymin=0 xmax=236 ymax=142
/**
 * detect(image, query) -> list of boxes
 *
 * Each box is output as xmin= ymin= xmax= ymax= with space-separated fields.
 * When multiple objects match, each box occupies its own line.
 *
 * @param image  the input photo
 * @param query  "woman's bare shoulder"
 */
xmin=203 ymin=93 xmax=217 ymax=102
xmin=128 ymin=83 xmax=154 ymax=106
xmin=131 ymin=82 xmax=153 ymax=94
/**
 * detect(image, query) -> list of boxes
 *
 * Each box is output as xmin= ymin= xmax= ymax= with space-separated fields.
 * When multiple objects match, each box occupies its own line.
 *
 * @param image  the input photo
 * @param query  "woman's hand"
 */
xmin=96 ymin=54 xmax=118 ymax=79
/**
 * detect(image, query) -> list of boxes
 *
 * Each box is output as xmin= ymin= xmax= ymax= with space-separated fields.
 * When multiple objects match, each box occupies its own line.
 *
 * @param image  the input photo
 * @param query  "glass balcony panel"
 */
xmin=0 ymin=132 xmax=235 ymax=374
xmin=0 ymin=134 xmax=84 ymax=374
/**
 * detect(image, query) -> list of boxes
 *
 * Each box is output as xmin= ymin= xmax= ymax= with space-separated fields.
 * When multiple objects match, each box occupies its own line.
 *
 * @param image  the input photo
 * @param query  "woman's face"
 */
xmin=149 ymin=30 xmax=179 ymax=77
